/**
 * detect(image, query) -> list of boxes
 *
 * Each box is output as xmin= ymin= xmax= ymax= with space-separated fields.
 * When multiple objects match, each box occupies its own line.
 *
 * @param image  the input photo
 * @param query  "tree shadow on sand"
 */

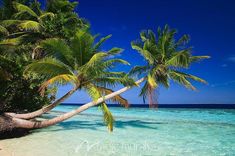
xmin=37 ymin=119 xmax=166 ymax=132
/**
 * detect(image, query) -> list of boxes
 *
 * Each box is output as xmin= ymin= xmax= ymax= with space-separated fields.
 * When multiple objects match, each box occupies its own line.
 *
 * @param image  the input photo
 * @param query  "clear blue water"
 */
xmin=1 ymin=106 xmax=235 ymax=156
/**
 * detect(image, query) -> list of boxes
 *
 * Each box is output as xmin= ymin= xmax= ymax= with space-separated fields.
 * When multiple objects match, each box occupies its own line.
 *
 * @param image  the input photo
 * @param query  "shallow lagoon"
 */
xmin=1 ymin=106 xmax=235 ymax=156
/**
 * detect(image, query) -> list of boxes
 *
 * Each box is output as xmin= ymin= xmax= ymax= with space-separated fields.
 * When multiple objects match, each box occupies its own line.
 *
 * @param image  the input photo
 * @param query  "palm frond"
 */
xmin=176 ymin=34 xmax=190 ymax=46
xmin=102 ymin=71 xmax=127 ymax=78
xmin=166 ymin=50 xmax=191 ymax=68
xmin=38 ymin=12 xmax=55 ymax=20
xmin=140 ymin=30 xmax=148 ymax=42
xmin=12 ymin=11 xmax=34 ymax=20
xmin=24 ymin=57 xmax=74 ymax=80
xmin=148 ymin=30 xmax=157 ymax=43
xmin=96 ymin=86 xmax=129 ymax=108
xmin=129 ymin=65 xmax=150 ymax=76
xmin=147 ymin=74 xmax=158 ymax=88
xmin=131 ymin=41 xmax=154 ymax=64
xmin=80 ymin=52 xmax=108 ymax=70
xmin=93 ymin=34 xmax=112 ymax=50
xmin=85 ymin=84 xmax=114 ymax=132
xmin=169 ymin=70 xmax=196 ymax=90
xmin=1 ymin=20 xmax=21 ymax=27
xmin=40 ymin=38 xmax=74 ymax=67
xmin=85 ymin=83 xmax=101 ymax=100
xmin=94 ymin=76 xmax=136 ymax=87
xmin=102 ymin=59 xmax=130 ymax=68
xmin=0 ymin=36 xmax=24 ymax=46
xmin=140 ymin=30 xmax=156 ymax=43
xmin=100 ymin=103 xmax=114 ymax=132
xmin=0 ymin=25 xmax=9 ymax=36
xmin=70 ymin=30 xmax=94 ymax=65
xmin=18 ymin=20 xmax=41 ymax=32
xmin=170 ymin=70 xmax=207 ymax=84
xmin=190 ymin=55 xmax=210 ymax=63
xmin=78 ymin=58 xmax=130 ymax=83
xmin=39 ymin=74 xmax=77 ymax=96
xmin=13 ymin=2 xmax=38 ymax=18
xmin=107 ymin=47 xmax=123 ymax=56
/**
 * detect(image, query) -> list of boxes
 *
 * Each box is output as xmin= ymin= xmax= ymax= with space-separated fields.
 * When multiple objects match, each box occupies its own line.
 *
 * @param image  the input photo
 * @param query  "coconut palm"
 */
xmin=129 ymin=25 xmax=210 ymax=107
xmin=6 ymin=30 xmax=134 ymax=131
xmin=1 ymin=25 xmax=210 ymax=133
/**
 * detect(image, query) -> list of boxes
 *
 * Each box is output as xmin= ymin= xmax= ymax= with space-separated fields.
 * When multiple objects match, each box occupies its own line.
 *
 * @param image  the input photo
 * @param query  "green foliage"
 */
xmin=47 ymin=0 xmax=78 ymax=13
xmin=131 ymin=25 xmax=210 ymax=106
xmin=0 ymin=0 xmax=87 ymax=56
xmin=0 ymin=55 xmax=52 ymax=113
xmin=0 ymin=0 xmax=86 ymax=113
xmin=85 ymin=83 xmax=114 ymax=132
xmin=12 ymin=1 xmax=38 ymax=18
xmin=0 ymin=25 xmax=9 ymax=37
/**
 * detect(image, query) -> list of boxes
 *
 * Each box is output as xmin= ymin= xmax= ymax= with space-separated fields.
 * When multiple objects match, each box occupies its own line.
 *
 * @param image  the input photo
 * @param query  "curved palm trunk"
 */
xmin=12 ymin=78 xmax=145 ymax=129
xmin=6 ymin=87 xmax=79 ymax=119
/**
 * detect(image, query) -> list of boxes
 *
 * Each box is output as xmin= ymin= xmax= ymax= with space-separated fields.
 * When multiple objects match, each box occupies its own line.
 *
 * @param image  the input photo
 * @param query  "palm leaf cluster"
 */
xmin=130 ymin=25 xmax=210 ymax=106
xmin=25 ymin=30 xmax=135 ymax=131
xmin=0 ymin=1 xmax=86 ymax=53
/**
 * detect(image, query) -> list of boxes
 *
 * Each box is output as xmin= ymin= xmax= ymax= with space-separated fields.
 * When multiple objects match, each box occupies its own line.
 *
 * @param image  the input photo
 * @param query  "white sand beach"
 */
xmin=0 ymin=142 xmax=12 ymax=156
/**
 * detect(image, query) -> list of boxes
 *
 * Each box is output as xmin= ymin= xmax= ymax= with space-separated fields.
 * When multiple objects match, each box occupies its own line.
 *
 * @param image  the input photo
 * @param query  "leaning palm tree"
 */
xmin=6 ymin=30 xmax=133 ymax=131
xmin=1 ymin=25 xmax=209 ymax=133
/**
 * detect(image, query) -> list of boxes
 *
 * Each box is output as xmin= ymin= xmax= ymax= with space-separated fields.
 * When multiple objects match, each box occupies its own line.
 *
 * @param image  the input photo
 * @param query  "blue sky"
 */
xmin=56 ymin=0 xmax=235 ymax=104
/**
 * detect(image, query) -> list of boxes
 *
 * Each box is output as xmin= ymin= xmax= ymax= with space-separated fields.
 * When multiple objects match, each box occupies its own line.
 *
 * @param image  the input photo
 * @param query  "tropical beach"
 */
xmin=0 ymin=143 xmax=10 ymax=156
xmin=0 ymin=0 xmax=235 ymax=155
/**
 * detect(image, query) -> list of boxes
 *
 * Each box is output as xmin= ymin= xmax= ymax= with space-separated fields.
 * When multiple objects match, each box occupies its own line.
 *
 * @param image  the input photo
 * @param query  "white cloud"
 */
xmin=211 ymin=80 xmax=235 ymax=87
xmin=228 ymin=56 xmax=235 ymax=62
xmin=221 ymin=64 xmax=228 ymax=67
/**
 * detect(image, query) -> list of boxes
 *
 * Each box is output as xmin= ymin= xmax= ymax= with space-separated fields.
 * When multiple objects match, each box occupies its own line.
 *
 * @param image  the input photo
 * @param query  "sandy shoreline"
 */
xmin=0 ymin=142 xmax=12 ymax=156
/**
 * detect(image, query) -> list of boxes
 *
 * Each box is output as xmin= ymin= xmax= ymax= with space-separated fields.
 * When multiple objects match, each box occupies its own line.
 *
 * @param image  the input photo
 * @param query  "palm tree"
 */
xmin=6 ymin=30 xmax=134 ymax=131
xmin=130 ymin=25 xmax=210 ymax=107
xmin=1 ymin=25 xmax=209 ymax=133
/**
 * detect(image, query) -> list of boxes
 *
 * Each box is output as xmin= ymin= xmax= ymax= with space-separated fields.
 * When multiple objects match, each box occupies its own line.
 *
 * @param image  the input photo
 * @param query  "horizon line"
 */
xmin=61 ymin=103 xmax=235 ymax=109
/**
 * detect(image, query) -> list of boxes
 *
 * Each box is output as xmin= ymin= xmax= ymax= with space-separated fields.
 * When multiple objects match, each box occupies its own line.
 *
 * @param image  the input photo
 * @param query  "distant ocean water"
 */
xmin=1 ymin=106 xmax=235 ymax=156
xmin=61 ymin=103 xmax=235 ymax=109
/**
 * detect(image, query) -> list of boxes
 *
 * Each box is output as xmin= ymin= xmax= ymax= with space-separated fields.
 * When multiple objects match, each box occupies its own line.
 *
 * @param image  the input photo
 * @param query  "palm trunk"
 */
xmin=12 ymin=78 xmax=145 ymax=129
xmin=5 ymin=86 xmax=79 ymax=119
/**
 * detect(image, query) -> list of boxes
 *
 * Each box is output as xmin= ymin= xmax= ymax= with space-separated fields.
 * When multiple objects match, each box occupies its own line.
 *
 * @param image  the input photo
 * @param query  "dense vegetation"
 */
xmin=0 ymin=0 xmax=86 ymax=112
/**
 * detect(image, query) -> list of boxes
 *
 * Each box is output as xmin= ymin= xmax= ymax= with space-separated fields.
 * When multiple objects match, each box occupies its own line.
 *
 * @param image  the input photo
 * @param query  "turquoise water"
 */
xmin=1 ymin=106 xmax=235 ymax=156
